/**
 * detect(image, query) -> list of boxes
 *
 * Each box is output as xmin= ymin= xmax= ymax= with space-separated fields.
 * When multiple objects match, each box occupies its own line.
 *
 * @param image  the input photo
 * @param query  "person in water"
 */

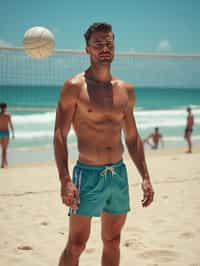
xmin=143 ymin=127 xmax=164 ymax=150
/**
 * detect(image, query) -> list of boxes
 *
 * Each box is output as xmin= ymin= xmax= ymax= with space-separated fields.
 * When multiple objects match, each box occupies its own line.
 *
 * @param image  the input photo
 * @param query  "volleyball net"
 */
xmin=0 ymin=47 xmax=200 ymax=110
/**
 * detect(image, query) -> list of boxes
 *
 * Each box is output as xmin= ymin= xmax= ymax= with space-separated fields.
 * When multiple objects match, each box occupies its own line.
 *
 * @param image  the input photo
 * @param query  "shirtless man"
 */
xmin=143 ymin=127 xmax=164 ymax=149
xmin=53 ymin=22 xmax=154 ymax=266
xmin=184 ymin=107 xmax=194 ymax=153
xmin=0 ymin=102 xmax=15 ymax=168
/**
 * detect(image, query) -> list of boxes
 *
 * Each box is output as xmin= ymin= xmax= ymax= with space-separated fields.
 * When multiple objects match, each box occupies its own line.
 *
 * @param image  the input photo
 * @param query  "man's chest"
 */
xmin=78 ymin=84 xmax=128 ymax=115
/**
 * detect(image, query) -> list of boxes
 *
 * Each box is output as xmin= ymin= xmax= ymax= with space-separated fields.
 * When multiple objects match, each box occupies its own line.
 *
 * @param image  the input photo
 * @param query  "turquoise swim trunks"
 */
xmin=0 ymin=130 xmax=9 ymax=139
xmin=69 ymin=160 xmax=130 ymax=217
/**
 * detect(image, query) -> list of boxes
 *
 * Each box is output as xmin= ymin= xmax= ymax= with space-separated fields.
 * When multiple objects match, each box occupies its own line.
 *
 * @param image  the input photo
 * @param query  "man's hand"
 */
xmin=61 ymin=181 xmax=80 ymax=209
xmin=141 ymin=179 xmax=154 ymax=207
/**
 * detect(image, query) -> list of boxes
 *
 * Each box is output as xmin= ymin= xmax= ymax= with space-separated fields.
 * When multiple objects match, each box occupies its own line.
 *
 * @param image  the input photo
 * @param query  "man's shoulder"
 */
xmin=6 ymin=112 xmax=11 ymax=117
xmin=0 ymin=113 xmax=10 ymax=122
xmin=64 ymin=72 xmax=85 ymax=89
xmin=0 ymin=112 xmax=10 ymax=118
xmin=112 ymin=77 xmax=134 ymax=91
xmin=113 ymin=78 xmax=135 ymax=106
xmin=61 ymin=73 xmax=85 ymax=97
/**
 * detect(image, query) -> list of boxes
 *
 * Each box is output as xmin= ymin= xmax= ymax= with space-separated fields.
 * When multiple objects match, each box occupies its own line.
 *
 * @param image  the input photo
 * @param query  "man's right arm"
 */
xmin=53 ymin=79 xmax=80 ymax=208
xmin=123 ymin=85 xmax=154 ymax=207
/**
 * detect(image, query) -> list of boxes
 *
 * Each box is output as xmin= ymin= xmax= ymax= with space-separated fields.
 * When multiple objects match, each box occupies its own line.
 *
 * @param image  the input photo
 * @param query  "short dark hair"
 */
xmin=0 ymin=102 xmax=7 ymax=110
xmin=84 ymin=22 xmax=114 ymax=45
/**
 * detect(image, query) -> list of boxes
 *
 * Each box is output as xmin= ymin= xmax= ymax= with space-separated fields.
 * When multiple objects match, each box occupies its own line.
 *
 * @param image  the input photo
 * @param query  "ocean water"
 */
xmin=0 ymin=85 xmax=200 ymax=164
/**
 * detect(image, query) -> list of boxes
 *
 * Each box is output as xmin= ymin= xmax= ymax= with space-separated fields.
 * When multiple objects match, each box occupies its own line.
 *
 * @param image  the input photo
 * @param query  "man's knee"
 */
xmin=102 ymin=234 xmax=121 ymax=250
xmin=66 ymin=238 xmax=87 ymax=257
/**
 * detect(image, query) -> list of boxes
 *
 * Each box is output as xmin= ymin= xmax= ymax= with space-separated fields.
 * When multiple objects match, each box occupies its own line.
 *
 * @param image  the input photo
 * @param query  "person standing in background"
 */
xmin=0 ymin=102 xmax=15 ymax=168
xmin=184 ymin=107 xmax=194 ymax=153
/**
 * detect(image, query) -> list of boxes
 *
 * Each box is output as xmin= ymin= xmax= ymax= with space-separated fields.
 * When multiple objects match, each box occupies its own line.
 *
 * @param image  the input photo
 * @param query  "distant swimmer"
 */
xmin=0 ymin=102 xmax=15 ymax=168
xmin=184 ymin=107 xmax=194 ymax=153
xmin=143 ymin=127 xmax=164 ymax=150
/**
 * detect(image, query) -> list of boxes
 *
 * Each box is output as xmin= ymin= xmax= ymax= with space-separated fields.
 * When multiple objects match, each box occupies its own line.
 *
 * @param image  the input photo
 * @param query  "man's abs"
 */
xmin=77 ymin=138 xmax=124 ymax=165
xmin=74 ymin=120 xmax=124 ymax=165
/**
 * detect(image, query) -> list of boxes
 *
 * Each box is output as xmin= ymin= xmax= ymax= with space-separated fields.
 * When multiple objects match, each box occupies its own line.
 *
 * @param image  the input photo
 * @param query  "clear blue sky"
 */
xmin=1 ymin=0 xmax=200 ymax=53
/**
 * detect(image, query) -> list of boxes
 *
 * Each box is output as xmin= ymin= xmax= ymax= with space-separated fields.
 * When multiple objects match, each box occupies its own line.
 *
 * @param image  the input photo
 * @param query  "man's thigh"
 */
xmin=101 ymin=212 xmax=127 ymax=240
xmin=0 ymin=138 xmax=9 ymax=148
xmin=68 ymin=214 xmax=92 ymax=242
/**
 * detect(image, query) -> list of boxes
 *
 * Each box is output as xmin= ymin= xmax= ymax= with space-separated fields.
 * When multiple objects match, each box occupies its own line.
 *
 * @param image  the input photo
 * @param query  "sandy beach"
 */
xmin=0 ymin=145 xmax=200 ymax=266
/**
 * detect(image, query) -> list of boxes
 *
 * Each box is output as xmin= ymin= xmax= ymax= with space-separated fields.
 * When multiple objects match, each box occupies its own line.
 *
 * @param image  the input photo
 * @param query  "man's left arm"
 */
xmin=123 ymin=85 xmax=154 ymax=207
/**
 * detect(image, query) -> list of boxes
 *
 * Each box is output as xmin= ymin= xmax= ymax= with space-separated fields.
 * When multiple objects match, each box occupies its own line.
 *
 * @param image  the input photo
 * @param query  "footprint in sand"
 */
xmin=179 ymin=231 xmax=194 ymax=239
xmin=137 ymin=249 xmax=178 ymax=263
xmin=124 ymin=239 xmax=132 ymax=247
xmin=17 ymin=245 xmax=33 ymax=251
xmin=40 ymin=221 xmax=48 ymax=226
xmin=124 ymin=238 xmax=145 ymax=249
xmin=85 ymin=248 xmax=95 ymax=253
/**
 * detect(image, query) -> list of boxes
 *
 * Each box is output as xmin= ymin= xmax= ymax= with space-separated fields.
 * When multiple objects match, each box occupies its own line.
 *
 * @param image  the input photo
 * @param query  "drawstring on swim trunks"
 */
xmin=100 ymin=166 xmax=116 ymax=180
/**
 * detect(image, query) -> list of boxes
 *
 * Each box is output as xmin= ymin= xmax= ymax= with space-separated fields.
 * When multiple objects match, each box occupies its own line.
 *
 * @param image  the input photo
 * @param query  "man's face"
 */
xmin=1 ymin=105 xmax=7 ymax=112
xmin=86 ymin=31 xmax=114 ymax=64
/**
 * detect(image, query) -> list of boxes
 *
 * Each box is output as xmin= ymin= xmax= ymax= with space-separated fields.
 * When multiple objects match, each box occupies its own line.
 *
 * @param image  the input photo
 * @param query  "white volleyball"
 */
xmin=23 ymin=26 xmax=55 ymax=58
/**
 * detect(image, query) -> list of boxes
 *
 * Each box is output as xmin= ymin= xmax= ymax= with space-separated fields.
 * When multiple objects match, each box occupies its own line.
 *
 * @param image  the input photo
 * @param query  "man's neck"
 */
xmin=87 ymin=65 xmax=112 ymax=82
